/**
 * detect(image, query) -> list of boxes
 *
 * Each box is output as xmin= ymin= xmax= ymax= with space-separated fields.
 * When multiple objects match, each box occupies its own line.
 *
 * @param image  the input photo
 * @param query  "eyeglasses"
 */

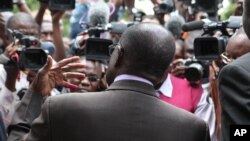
xmin=108 ymin=43 xmax=122 ymax=56
xmin=220 ymin=52 xmax=234 ymax=64
xmin=87 ymin=74 xmax=100 ymax=82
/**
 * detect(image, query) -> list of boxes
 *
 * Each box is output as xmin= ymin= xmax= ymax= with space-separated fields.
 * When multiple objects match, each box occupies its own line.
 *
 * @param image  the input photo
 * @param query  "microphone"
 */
xmin=87 ymin=1 xmax=110 ymax=26
xmin=40 ymin=41 xmax=55 ymax=55
xmin=182 ymin=19 xmax=211 ymax=32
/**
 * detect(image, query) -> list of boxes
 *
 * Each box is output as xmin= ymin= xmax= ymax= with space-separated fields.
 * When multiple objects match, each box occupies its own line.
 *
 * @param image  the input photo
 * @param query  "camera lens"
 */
xmin=185 ymin=63 xmax=203 ymax=82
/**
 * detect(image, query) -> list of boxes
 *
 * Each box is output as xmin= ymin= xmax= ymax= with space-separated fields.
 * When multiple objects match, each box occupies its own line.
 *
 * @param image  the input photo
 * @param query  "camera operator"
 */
xmin=35 ymin=1 xmax=67 ymax=61
xmin=0 ymin=12 xmax=39 ymax=131
xmin=0 ymin=12 xmax=63 ymax=131
xmin=158 ymin=42 xmax=217 ymax=141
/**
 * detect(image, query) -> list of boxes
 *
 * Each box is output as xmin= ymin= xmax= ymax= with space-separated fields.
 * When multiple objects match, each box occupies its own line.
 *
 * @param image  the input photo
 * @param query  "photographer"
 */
xmin=0 ymin=12 xmax=38 ymax=130
xmin=35 ymin=1 xmax=67 ymax=61
xmin=158 ymin=41 xmax=217 ymax=141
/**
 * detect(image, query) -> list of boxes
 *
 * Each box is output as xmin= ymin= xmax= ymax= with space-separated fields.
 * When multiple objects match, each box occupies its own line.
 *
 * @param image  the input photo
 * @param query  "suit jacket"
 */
xmin=219 ymin=52 xmax=250 ymax=141
xmin=8 ymin=80 xmax=210 ymax=141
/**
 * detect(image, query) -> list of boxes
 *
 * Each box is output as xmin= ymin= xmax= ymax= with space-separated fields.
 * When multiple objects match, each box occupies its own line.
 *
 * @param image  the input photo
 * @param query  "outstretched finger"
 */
xmin=55 ymin=56 xmax=80 ymax=69
xmin=62 ymin=81 xmax=79 ymax=91
xmin=61 ymin=63 xmax=86 ymax=72
xmin=63 ymin=72 xmax=86 ymax=79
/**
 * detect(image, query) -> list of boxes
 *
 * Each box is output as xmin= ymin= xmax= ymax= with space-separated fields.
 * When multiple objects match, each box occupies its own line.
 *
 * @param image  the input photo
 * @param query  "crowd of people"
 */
xmin=0 ymin=0 xmax=249 ymax=141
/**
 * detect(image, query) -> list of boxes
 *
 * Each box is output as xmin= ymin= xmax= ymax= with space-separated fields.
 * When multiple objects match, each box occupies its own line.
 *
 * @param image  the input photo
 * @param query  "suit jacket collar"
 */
xmin=107 ymin=80 xmax=158 ymax=98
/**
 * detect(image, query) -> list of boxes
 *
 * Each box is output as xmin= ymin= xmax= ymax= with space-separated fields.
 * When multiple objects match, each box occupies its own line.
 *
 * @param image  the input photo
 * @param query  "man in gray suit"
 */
xmin=218 ymin=1 xmax=250 ymax=141
xmin=8 ymin=23 xmax=210 ymax=141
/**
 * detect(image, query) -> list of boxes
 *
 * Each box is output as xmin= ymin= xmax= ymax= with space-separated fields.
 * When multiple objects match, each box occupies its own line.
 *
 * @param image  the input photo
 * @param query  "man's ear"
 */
xmin=114 ymin=48 xmax=124 ymax=68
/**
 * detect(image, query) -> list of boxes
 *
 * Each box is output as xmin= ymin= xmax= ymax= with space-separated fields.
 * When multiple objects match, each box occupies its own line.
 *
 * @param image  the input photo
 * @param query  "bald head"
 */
xmin=226 ymin=28 xmax=250 ymax=59
xmin=7 ymin=12 xmax=39 ymax=37
xmin=106 ymin=23 xmax=175 ymax=85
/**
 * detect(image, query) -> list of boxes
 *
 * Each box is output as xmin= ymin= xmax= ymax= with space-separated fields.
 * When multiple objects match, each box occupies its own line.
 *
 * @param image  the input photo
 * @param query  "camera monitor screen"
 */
xmin=194 ymin=37 xmax=222 ymax=61
xmin=85 ymin=38 xmax=113 ymax=61
xmin=0 ymin=0 xmax=13 ymax=12
xmin=49 ymin=0 xmax=75 ymax=10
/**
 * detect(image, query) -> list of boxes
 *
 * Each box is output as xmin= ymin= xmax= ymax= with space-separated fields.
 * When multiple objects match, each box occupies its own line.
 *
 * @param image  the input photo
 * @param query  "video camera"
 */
xmin=39 ymin=0 xmax=75 ymax=10
xmin=181 ymin=16 xmax=242 ymax=82
xmin=8 ymin=29 xmax=47 ymax=71
xmin=72 ymin=24 xmax=113 ymax=62
xmin=180 ymin=59 xmax=209 ymax=83
xmin=0 ymin=0 xmax=13 ymax=11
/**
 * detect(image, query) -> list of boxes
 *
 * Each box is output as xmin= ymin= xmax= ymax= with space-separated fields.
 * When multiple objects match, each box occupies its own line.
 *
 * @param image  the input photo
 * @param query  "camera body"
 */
xmin=0 ymin=0 xmax=13 ymax=12
xmin=9 ymin=30 xmax=48 ymax=70
xmin=85 ymin=38 xmax=113 ymax=61
xmin=72 ymin=24 xmax=113 ymax=62
xmin=17 ymin=36 xmax=47 ymax=71
xmin=194 ymin=36 xmax=227 ymax=61
xmin=180 ymin=59 xmax=209 ymax=83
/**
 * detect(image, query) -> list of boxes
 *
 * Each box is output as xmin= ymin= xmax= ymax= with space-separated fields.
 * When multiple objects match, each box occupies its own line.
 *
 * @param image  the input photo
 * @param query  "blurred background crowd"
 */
xmin=0 ymin=0 xmax=247 ymax=141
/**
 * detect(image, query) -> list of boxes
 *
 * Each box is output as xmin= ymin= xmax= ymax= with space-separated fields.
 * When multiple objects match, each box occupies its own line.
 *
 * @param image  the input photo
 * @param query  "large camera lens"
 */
xmin=185 ymin=63 xmax=203 ymax=82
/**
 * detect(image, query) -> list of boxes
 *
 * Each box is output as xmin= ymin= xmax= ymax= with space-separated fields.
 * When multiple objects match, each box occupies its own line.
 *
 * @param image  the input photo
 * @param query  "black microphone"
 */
xmin=182 ymin=21 xmax=205 ymax=32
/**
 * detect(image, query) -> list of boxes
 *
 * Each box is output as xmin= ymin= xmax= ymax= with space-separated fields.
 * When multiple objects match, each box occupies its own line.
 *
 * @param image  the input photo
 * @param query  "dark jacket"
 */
xmin=219 ymin=52 xmax=250 ymax=141
xmin=8 ymin=80 xmax=210 ymax=141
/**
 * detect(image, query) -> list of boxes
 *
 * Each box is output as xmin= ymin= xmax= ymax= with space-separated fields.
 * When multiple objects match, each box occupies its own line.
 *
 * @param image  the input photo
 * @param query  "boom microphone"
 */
xmin=182 ymin=21 xmax=205 ymax=32
xmin=182 ymin=19 xmax=211 ymax=32
xmin=87 ymin=1 xmax=110 ymax=26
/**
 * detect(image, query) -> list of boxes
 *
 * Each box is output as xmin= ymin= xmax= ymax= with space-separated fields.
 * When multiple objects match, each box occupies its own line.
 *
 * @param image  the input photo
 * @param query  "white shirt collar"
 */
xmin=159 ymin=75 xmax=173 ymax=97
xmin=114 ymin=74 xmax=153 ymax=86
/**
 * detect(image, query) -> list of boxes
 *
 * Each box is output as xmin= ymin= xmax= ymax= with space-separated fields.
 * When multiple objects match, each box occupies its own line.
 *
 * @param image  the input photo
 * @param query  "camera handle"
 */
xmin=202 ymin=21 xmax=231 ymax=37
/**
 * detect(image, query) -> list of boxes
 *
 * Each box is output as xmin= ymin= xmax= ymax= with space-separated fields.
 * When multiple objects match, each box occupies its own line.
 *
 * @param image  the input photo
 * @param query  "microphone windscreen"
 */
xmin=87 ymin=1 xmax=110 ymax=26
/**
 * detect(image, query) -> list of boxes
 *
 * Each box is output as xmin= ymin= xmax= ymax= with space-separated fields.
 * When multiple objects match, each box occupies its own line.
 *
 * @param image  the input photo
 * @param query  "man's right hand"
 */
xmin=170 ymin=59 xmax=186 ymax=78
xmin=30 ymin=56 xmax=86 ymax=96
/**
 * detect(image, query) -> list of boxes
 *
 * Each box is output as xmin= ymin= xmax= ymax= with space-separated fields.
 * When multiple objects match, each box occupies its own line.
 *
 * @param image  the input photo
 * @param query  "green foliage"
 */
xmin=62 ymin=17 xmax=70 ymax=37
xmin=26 ymin=0 xmax=39 ymax=11
xmin=220 ymin=2 xmax=237 ymax=21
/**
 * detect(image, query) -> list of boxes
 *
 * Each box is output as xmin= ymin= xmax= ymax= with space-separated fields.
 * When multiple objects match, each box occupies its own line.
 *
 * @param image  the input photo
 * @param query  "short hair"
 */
xmin=120 ymin=23 xmax=175 ymax=80
xmin=7 ymin=12 xmax=39 ymax=32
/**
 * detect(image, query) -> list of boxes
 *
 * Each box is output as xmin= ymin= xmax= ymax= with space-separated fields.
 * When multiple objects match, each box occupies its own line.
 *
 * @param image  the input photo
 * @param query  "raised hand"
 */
xmin=30 ymin=56 xmax=86 ymax=96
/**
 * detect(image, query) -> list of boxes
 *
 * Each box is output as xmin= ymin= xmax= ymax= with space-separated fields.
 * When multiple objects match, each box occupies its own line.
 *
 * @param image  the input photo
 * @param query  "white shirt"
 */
xmin=0 ymin=64 xmax=29 ymax=128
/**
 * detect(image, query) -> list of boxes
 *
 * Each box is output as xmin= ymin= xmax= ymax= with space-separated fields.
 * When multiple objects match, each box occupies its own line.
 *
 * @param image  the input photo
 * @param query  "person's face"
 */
xmin=40 ymin=21 xmax=53 ymax=42
xmin=14 ymin=22 xmax=39 ymax=37
xmin=68 ymin=58 xmax=104 ymax=92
